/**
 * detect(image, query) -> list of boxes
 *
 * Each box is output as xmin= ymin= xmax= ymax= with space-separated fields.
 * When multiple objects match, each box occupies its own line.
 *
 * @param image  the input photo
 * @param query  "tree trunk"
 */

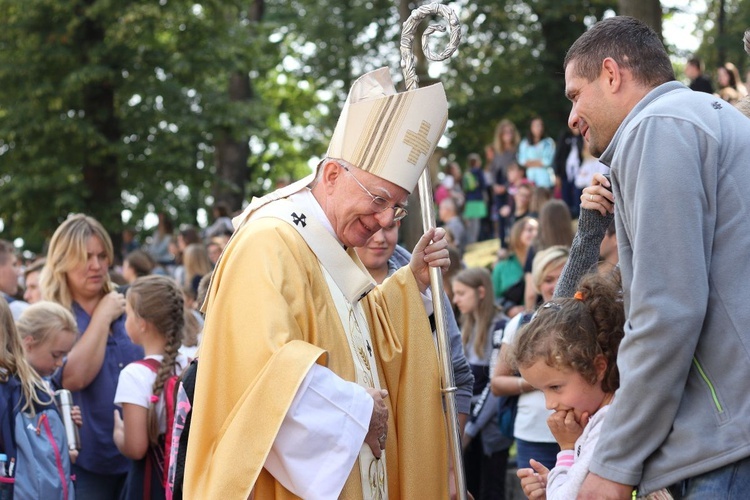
xmin=78 ymin=8 xmax=122 ymax=247
xmin=213 ymin=70 xmax=252 ymax=212
xmin=212 ymin=0 xmax=264 ymax=213
xmin=618 ymin=0 xmax=663 ymax=40
xmin=717 ymin=0 xmax=727 ymax=65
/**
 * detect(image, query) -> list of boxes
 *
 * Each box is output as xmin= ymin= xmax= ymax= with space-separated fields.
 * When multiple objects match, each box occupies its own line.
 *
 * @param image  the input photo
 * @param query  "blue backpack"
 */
xmin=0 ymin=371 xmax=74 ymax=500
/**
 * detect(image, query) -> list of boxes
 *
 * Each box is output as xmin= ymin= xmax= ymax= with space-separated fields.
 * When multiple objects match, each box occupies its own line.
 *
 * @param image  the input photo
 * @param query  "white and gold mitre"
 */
xmin=326 ymin=67 xmax=448 ymax=193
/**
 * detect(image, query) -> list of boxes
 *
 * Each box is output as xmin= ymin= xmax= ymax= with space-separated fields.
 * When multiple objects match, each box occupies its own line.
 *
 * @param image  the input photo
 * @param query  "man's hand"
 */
xmin=547 ymin=409 xmax=588 ymax=450
xmin=364 ymin=388 xmax=389 ymax=459
xmin=518 ymin=459 xmax=549 ymax=499
xmin=577 ymin=474 xmax=633 ymax=499
xmin=409 ymin=228 xmax=450 ymax=292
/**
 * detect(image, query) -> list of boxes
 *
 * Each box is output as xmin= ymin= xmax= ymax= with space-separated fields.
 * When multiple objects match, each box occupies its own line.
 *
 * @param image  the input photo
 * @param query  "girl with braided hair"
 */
xmin=510 ymin=271 xmax=671 ymax=499
xmin=113 ymin=275 xmax=189 ymax=499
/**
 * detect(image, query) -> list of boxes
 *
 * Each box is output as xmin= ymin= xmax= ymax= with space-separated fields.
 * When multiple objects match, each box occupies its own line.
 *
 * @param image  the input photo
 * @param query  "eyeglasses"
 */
xmin=340 ymin=164 xmax=408 ymax=222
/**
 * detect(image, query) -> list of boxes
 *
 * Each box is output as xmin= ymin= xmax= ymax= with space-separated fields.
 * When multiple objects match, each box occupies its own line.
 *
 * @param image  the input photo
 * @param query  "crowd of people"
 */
xmin=0 ymin=17 xmax=749 ymax=500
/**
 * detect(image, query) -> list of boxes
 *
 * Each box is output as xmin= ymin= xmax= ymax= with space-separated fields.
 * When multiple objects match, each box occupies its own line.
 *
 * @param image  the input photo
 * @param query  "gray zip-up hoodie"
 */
xmin=591 ymin=81 xmax=750 ymax=493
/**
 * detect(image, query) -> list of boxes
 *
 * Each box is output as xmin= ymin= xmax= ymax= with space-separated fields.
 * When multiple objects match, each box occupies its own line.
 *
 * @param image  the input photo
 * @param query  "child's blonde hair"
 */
xmin=510 ymin=271 xmax=624 ymax=393
xmin=16 ymin=301 xmax=78 ymax=345
xmin=0 ymin=300 xmax=52 ymax=414
xmin=127 ymin=275 xmax=184 ymax=446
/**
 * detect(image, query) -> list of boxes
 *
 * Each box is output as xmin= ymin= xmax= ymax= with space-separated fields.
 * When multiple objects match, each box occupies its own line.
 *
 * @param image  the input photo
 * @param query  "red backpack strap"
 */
xmin=133 ymin=358 xmax=161 ymax=373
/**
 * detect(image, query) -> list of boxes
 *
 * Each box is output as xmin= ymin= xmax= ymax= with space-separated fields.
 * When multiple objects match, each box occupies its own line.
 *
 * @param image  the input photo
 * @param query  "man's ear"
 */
xmin=320 ymin=160 xmax=343 ymax=194
xmin=601 ymin=57 xmax=624 ymax=93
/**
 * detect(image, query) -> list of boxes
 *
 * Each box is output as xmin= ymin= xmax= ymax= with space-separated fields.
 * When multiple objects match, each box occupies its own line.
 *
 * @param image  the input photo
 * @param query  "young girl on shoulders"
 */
xmin=113 ymin=275 xmax=189 ymax=500
xmin=511 ymin=271 xmax=671 ymax=499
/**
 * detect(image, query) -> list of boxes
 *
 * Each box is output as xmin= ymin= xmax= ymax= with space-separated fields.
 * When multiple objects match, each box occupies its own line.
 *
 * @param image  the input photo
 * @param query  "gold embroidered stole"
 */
xmin=322 ymin=267 xmax=388 ymax=500
xmin=243 ymin=195 xmax=387 ymax=498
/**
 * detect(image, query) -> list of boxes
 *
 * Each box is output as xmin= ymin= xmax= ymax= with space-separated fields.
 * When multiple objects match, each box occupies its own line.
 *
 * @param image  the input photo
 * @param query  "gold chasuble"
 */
xmin=183 ymin=194 xmax=449 ymax=499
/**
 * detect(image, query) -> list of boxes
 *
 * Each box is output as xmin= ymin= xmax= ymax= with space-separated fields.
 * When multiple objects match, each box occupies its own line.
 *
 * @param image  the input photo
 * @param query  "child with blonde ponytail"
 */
xmin=0 ymin=299 xmax=76 ymax=498
xmin=113 ymin=275 xmax=189 ymax=499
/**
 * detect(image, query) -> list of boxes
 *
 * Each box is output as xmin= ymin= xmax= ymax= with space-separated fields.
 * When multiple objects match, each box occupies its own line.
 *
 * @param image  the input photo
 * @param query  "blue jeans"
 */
xmin=72 ymin=465 xmax=127 ymax=500
xmin=515 ymin=438 xmax=559 ymax=471
xmin=671 ymin=455 xmax=750 ymax=499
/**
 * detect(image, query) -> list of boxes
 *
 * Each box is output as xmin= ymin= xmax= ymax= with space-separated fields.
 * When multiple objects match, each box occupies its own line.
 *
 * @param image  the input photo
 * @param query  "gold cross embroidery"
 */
xmin=403 ymin=120 xmax=431 ymax=165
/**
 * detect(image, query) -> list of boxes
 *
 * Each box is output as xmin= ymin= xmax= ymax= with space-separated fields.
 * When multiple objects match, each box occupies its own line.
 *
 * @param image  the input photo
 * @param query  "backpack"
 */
xmin=0 ymin=372 xmax=74 ymax=500
xmin=166 ymin=358 xmax=198 ymax=500
xmin=134 ymin=358 xmax=180 ymax=493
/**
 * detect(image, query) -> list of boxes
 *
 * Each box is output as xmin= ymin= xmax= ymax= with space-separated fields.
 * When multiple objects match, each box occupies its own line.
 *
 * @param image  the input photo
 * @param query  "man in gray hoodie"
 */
xmin=563 ymin=16 xmax=750 ymax=499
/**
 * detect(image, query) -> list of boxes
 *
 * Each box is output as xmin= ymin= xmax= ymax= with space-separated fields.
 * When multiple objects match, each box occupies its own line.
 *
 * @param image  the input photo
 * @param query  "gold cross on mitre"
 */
xmin=403 ymin=120 xmax=432 ymax=165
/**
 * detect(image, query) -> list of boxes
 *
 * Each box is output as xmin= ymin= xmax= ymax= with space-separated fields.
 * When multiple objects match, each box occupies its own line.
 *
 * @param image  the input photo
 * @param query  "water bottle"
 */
xmin=54 ymin=390 xmax=81 ymax=450
xmin=0 ymin=453 xmax=7 ymax=477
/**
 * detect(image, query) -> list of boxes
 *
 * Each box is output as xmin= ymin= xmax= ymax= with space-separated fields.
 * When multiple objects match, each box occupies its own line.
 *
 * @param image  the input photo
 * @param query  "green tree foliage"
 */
xmin=695 ymin=0 xmax=750 ymax=76
xmin=2 ymin=0 xmax=686 ymax=254
xmin=443 ymin=0 xmax=615 ymax=161
xmin=0 ymin=0 xmax=269 ymax=250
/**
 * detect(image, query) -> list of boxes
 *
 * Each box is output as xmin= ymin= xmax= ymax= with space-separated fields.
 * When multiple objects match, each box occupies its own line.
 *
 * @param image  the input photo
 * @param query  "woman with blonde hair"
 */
xmin=41 ymin=214 xmax=143 ymax=499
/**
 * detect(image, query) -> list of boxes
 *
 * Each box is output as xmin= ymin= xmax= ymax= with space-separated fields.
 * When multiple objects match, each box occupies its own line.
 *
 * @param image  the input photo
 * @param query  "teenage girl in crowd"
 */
xmin=511 ymin=272 xmax=672 ymax=500
xmin=492 ymin=216 xmax=538 ymax=318
xmin=113 ymin=275 xmax=190 ymax=500
xmin=0 ymin=300 xmax=75 ymax=499
xmin=453 ymin=268 xmax=511 ymax=500
xmin=518 ymin=116 xmax=556 ymax=190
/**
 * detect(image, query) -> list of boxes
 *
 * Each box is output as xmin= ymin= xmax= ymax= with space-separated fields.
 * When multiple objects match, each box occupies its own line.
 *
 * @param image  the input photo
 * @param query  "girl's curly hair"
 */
xmin=510 ymin=270 xmax=624 ymax=393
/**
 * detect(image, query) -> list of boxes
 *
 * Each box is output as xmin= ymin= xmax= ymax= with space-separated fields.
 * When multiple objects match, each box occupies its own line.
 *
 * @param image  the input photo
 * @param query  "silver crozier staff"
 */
xmin=400 ymin=4 xmax=466 ymax=499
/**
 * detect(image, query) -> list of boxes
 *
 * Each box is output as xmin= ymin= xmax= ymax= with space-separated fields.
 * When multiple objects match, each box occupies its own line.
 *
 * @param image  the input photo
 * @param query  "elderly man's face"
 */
xmin=326 ymin=163 xmax=409 ymax=248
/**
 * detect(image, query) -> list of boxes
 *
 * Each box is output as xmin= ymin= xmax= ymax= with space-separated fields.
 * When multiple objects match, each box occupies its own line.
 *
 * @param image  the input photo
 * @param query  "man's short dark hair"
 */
xmin=687 ymin=57 xmax=703 ymax=72
xmin=564 ymin=16 xmax=675 ymax=88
